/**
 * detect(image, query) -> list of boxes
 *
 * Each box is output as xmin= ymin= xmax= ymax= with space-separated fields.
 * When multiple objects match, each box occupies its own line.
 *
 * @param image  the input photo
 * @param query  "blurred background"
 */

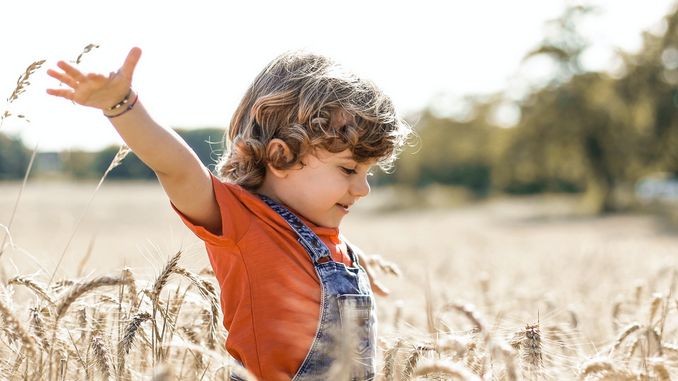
xmin=2 ymin=1 xmax=678 ymax=277
xmin=4 ymin=4 xmax=678 ymax=373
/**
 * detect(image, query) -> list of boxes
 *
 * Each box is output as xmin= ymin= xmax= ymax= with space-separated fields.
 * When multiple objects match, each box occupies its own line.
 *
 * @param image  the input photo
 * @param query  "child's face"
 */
xmin=275 ymin=148 xmax=375 ymax=228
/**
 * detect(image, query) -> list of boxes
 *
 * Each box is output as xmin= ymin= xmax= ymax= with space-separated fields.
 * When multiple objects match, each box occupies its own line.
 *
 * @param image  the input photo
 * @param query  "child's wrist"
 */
xmin=105 ymin=88 xmax=133 ymax=111
xmin=103 ymin=89 xmax=138 ymax=118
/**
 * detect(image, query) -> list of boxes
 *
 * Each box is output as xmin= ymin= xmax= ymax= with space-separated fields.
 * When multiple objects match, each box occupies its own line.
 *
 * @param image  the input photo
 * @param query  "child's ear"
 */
xmin=266 ymin=138 xmax=294 ymax=178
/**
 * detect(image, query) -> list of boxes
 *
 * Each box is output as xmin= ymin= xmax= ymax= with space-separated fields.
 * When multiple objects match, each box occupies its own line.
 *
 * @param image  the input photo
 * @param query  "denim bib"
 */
xmin=242 ymin=195 xmax=378 ymax=381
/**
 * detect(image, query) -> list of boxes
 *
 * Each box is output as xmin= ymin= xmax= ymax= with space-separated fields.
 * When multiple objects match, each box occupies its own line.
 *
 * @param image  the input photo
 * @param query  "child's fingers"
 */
xmin=120 ymin=47 xmax=142 ymax=81
xmin=56 ymin=60 xmax=86 ymax=82
xmin=46 ymin=69 xmax=78 ymax=89
xmin=86 ymin=72 xmax=107 ymax=82
xmin=46 ymin=88 xmax=74 ymax=100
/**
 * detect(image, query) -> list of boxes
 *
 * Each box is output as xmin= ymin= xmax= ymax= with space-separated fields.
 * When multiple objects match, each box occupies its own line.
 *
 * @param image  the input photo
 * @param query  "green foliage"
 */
xmin=388 ymin=108 xmax=499 ymax=196
xmin=61 ymin=128 xmax=225 ymax=180
xmin=175 ymin=128 xmax=225 ymax=173
xmin=60 ymin=150 xmax=97 ymax=179
xmin=491 ymin=4 xmax=678 ymax=212
xmin=94 ymin=146 xmax=155 ymax=180
xmin=4 ymin=4 xmax=678 ymax=216
xmin=384 ymin=1 xmax=678 ymax=213
xmin=0 ymin=133 xmax=30 ymax=180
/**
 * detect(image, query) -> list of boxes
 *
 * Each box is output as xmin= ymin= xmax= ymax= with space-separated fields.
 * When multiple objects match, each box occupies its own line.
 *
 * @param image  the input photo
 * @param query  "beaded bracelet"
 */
xmin=107 ymin=89 xmax=132 ymax=112
xmin=105 ymin=92 xmax=139 ymax=119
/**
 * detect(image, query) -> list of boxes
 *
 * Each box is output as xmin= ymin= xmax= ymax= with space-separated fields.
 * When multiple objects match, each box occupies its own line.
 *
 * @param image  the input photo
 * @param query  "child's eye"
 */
xmin=341 ymin=167 xmax=357 ymax=175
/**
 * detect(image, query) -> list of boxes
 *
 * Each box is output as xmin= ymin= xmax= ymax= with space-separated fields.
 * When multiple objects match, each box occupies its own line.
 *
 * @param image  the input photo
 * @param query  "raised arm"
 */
xmin=46 ymin=47 xmax=221 ymax=234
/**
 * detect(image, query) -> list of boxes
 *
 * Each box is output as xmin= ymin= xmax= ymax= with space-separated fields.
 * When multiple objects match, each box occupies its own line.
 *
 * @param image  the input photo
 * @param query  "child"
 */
xmin=46 ymin=47 xmax=412 ymax=381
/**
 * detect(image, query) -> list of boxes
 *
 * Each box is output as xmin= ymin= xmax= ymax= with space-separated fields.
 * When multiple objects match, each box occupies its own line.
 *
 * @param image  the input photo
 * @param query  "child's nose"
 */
xmin=350 ymin=175 xmax=371 ymax=198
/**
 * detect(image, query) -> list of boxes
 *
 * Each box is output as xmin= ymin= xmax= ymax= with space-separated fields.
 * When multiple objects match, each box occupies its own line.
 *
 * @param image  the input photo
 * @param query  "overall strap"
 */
xmin=257 ymin=194 xmax=331 ymax=263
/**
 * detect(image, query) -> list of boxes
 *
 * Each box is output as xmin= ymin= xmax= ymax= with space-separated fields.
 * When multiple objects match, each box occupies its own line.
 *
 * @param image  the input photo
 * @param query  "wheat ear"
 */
xmin=413 ymin=359 xmax=481 ymax=381
xmin=0 ymin=297 xmax=37 ymax=355
xmin=8 ymin=275 xmax=55 ymax=305
xmin=92 ymin=336 xmax=112 ymax=380
xmin=56 ymin=275 xmax=129 ymax=320
xmin=150 ymin=251 xmax=182 ymax=304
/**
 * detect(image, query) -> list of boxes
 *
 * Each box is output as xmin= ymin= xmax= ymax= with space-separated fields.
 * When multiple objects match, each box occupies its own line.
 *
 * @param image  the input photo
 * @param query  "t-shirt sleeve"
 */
xmin=170 ymin=171 xmax=252 ymax=246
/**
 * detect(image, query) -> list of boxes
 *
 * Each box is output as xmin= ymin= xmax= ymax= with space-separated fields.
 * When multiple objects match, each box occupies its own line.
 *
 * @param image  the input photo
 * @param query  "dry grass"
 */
xmin=3 ymin=50 xmax=678 ymax=380
xmin=2 ymin=185 xmax=678 ymax=380
xmin=0 ymin=252 xmax=235 ymax=380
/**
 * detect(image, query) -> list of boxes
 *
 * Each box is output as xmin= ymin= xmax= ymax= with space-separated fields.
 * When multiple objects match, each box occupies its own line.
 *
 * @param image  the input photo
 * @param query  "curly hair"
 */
xmin=215 ymin=50 xmax=412 ymax=190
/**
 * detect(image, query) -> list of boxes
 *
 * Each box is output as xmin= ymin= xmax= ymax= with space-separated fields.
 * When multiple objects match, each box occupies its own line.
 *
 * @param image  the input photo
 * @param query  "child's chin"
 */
xmin=319 ymin=220 xmax=341 ymax=229
xmin=323 ymin=217 xmax=343 ymax=229
xmin=306 ymin=214 xmax=341 ymax=229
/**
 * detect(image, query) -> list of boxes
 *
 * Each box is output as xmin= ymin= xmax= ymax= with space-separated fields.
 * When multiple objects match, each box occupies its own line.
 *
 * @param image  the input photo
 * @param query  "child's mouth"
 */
xmin=336 ymin=203 xmax=350 ymax=213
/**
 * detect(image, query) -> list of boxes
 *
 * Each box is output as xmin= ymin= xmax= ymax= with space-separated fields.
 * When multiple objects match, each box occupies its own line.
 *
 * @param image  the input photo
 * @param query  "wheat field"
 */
xmin=1 ymin=178 xmax=678 ymax=380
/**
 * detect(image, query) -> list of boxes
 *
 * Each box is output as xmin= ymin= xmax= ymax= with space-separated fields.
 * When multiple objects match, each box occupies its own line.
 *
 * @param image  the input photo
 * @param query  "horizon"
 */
xmin=1 ymin=0 xmax=675 ymax=152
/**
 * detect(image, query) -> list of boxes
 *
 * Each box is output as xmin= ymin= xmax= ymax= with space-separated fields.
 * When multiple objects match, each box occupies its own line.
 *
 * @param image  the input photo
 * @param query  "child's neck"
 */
xmin=253 ymin=181 xmax=283 ymax=204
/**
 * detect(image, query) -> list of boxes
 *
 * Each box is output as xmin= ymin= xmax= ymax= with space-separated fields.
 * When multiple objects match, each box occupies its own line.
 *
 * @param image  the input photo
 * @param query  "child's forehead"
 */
xmin=316 ymin=148 xmax=378 ymax=166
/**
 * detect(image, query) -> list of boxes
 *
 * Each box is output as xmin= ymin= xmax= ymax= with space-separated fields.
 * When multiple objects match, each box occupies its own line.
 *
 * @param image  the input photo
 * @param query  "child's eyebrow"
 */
xmin=335 ymin=152 xmax=355 ymax=160
xmin=336 ymin=157 xmax=378 ymax=170
xmin=336 ymin=158 xmax=357 ymax=165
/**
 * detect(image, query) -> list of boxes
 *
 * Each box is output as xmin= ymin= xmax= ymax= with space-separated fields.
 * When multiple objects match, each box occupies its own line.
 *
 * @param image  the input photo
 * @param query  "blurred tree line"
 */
xmin=0 ymin=134 xmax=31 ymax=180
xmin=383 ymin=4 xmax=678 ymax=213
xmin=2 ymin=5 xmax=678 ymax=214
xmin=0 ymin=128 xmax=224 ymax=180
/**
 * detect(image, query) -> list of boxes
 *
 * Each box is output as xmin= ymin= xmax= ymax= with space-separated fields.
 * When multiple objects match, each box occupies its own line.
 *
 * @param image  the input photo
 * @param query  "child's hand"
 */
xmin=46 ymin=47 xmax=142 ymax=112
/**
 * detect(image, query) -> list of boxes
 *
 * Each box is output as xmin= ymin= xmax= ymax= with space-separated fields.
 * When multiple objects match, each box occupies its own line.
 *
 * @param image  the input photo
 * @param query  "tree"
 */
xmin=91 ymin=128 xmax=225 ymax=180
xmin=175 ymin=128 xmax=224 ymax=173
xmin=502 ymin=4 xmax=639 ymax=212
xmin=615 ymin=8 xmax=678 ymax=177
xmin=0 ymin=133 xmax=30 ymax=179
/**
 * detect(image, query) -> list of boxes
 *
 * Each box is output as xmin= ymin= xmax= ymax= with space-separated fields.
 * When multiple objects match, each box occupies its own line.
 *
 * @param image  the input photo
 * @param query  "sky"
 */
xmin=0 ymin=0 xmax=675 ymax=152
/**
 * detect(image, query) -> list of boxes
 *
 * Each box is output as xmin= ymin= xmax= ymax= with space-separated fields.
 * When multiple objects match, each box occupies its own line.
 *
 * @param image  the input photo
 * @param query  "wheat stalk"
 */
xmin=74 ymin=43 xmax=100 ymax=64
xmin=172 ymin=266 xmax=220 ymax=348
xmin=447 ymin=302 xmax=489 ymax=337
xmin=121 ymin=268 xmax=140 ymax=310
xmin=0 ymin=142 xmax=39 ymax=263
xmin=402 ymin=343 xmax=433 ymax=380
xmin=649 ymin=293 xmax=663 ymax=325
xmin=649 ymin=357 xmax=671 ymax=381
xmin=624 ymin=337 xmax=639 ymax=364
xmin=495 ymin=341 xmax=519 ymax=381
xmin=412 ymin=359 xmax=482 ymax=381
xmin=0 ymin=59 xmax=45 ymax=130
xmin=382 ymin=338 xmax=403 ymax=380
xmin=151 ymin=251 xmax=182 ymax=304
xmin=48 ymin=145 xmax=132 ymax=286
xmin=56 ymin=275 xmax=129 ymax=320
xmin=180 ymin=326 xmax=204 ymax=371
xmin=92 ymin=335 xmax=112 ymax=380
xmin=579 ymin=357 xmax=638 ymax=380
xmin=7 ymin=60 xmax=46 ymax=103
xmin=8 ymin=275 xmax=55 ymax=305
xmin=509 ymin=323 xmax=544 ymax=381
xmin=151 ymin=363 xmax=174 ymax=381
xmin=0 ymin=297 xmax=37 ymax=356
xmin=29 ymin=306 xmax=50 ymax=351
xmin=118 ymin=311 xmax=152 ymax=377
xmin=75 ymin=236 xmax=96 ymax=278
xmin=119 ymin=311 xmax=152 ymax=355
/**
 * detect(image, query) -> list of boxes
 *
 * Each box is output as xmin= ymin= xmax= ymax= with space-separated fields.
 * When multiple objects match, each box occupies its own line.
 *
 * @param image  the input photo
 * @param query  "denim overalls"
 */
xmin=232 ymin=195 xmax=377 ymax=381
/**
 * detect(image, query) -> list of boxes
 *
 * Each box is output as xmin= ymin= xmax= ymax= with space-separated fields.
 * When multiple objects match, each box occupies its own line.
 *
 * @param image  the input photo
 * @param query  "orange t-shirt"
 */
xmin=171 ymin=172 xmax=354 ymax=381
